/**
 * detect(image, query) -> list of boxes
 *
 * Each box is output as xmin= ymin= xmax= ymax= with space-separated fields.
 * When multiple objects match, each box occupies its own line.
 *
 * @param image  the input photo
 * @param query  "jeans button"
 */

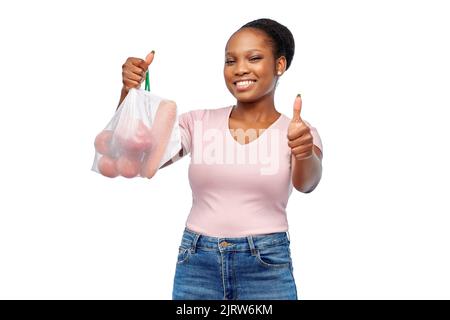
xmin=220 ymin=241 xmax=230 ymax=248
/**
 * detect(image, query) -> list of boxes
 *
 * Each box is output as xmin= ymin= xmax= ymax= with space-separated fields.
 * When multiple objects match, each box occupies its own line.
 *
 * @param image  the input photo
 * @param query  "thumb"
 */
xmin=141 ymin=50 xmax=155 ymax=69
xmin=145 ymin=50 xmax=155 ymax=65
xmin=292 ymin=93 xmax=302 ymax=123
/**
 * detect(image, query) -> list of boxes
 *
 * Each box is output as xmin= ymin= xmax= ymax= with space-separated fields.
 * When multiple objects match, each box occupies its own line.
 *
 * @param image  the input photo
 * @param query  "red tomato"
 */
xmin=94 ymin=130 xmax=113 ymax=156
xmin=116 ymin=120 xmax=152 ymax=154
xmin=117 ymin=154 xmax=141 ymax=178
xmin=98 ymin=155 xmax=118 ymax=178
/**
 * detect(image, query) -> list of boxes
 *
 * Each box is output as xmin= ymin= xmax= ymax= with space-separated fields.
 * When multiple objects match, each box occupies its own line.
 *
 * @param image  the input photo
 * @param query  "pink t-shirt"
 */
xmin=178 ymin=105 xmax=323 ymax=237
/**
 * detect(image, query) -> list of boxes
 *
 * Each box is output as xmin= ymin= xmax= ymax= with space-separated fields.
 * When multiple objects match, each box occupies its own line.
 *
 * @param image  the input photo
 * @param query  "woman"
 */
xmin=118 ymin=18 xmax=323 ymax=300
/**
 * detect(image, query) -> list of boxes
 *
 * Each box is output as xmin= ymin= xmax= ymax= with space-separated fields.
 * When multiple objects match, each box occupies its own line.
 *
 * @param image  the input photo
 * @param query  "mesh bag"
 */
xmin=91 ymin=74 xmax=180 ymax=179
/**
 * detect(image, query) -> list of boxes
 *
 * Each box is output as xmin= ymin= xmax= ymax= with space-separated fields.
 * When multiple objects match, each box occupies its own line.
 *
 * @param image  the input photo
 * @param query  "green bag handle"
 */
xmin=145 ymin=70 xmax=150 ymax=92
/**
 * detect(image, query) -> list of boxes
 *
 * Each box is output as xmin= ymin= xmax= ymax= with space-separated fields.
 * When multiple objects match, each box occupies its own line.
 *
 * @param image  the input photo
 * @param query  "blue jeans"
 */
xmin=172 ymin=227 xmax=298 ymax=300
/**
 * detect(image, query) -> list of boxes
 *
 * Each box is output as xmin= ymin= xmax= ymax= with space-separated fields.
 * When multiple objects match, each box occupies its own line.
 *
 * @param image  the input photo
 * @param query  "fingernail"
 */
xmin=297 ymin=93 xmax=301 ymax=98
xmin=151 ymin=50 xmax=155 ymax=54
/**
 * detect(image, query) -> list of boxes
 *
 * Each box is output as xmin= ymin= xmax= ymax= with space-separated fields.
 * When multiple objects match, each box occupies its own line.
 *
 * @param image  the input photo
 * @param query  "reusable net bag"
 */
xmin=91 ymin=73 xmax=181 ymax=179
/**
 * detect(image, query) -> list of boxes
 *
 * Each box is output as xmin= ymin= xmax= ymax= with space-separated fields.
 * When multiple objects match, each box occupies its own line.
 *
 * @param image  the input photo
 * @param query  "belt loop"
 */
xmin=247 ymin=236 xmax=257 ymax=256
xmin=191 ymin=233 xmax=200 ymax=254
xmin=286 ymin=231 xmax=291 ymax=242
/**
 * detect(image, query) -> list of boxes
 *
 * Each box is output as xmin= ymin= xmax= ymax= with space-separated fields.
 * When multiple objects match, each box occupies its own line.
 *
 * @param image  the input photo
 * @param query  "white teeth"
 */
xmin=236 ymin=80 xmax=255 ymax=86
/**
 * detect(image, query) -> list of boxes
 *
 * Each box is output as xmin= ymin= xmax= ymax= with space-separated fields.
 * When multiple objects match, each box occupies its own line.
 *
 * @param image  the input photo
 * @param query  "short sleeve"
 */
xmin=178 ymin=109 xmax=207 ymax=156
xmin=304 ymin=120 xmax=323 ymax=154
xmin=179 ymin=111 xmax=194 ymax=155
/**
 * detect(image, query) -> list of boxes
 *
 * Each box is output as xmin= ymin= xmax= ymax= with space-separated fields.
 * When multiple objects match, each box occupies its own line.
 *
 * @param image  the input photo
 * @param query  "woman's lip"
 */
xmin=234 ymin=80 xmax=257 ymax=92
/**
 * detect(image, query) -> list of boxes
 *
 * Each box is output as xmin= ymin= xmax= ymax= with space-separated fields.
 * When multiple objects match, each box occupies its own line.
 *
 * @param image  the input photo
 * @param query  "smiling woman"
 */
xmin=152 ymin=18 xmax=323 ymax=300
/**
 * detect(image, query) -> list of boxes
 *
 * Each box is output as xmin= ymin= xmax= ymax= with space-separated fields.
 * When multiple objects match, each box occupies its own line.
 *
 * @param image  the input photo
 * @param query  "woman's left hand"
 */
xmin=287 ymin=94 xmax=314 ymax=160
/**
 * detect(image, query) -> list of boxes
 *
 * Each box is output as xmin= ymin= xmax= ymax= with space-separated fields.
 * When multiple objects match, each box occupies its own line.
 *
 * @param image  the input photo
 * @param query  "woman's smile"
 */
xmin=235 ymin=80 xmax=257 ymax=91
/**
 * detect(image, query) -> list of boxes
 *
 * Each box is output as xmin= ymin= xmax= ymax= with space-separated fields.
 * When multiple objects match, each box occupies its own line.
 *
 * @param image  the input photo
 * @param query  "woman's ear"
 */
xmin=276 ymin=56 xmax=287 ymax=75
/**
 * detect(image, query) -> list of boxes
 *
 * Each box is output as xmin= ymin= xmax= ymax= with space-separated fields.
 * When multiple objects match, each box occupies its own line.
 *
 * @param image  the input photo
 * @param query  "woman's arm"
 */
xmin=159 ymin=147 xmax=186 ymax=169
xmin=291 ymin=145 xmax=322 ymax=193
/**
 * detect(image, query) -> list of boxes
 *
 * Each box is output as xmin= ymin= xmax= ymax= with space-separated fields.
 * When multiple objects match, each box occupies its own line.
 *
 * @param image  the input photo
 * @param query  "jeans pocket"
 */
xmin=255 ymin=244 xmax=292 ymax=268
xmin=177 ymin=246 xmax=191 ymax=265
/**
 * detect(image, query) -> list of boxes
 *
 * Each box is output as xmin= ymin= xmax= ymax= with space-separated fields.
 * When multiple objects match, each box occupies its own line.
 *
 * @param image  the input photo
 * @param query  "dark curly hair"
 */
xmin=238 ymin=18 xmax=295 ymax=71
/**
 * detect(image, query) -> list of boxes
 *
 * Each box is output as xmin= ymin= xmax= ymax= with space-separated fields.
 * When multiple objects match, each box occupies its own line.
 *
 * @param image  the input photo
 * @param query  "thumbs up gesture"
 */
xmin=121 ymin=51 xmax=155 ymax=93
xmin=287 ymin=94 xmax=314 ymax=160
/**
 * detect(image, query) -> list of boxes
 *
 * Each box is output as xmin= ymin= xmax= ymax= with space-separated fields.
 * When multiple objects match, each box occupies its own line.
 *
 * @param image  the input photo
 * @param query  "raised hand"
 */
xmin=121 ymin=51 xmax=155 ymax=93
xmin=287 ymin=94 xmax=314 ymax=160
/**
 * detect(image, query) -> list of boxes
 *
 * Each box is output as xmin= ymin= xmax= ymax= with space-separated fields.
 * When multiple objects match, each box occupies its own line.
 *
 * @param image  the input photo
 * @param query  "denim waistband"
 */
xmin=180 ymin=227 xmax=290 ymax=253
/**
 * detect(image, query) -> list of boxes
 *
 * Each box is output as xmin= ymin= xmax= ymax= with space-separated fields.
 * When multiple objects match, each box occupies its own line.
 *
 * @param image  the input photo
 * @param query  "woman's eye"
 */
xmin=225 ymin=57 xmax=261 ymax=65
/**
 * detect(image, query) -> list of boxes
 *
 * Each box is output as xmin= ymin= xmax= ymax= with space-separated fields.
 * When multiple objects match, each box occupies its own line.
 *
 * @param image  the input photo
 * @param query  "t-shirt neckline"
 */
xmin=226 ymin=105 xmax=283 ymax=147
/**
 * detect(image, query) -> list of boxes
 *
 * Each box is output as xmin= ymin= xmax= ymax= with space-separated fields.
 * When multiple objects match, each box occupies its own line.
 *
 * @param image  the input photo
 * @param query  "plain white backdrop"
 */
xmin=0 ymin=0 xmax=449 ymax=299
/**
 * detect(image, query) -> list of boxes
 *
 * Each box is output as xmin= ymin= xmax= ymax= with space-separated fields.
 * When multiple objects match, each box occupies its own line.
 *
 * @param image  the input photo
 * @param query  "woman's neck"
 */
xmin=234 ymin=99 xmax=280 ymax=123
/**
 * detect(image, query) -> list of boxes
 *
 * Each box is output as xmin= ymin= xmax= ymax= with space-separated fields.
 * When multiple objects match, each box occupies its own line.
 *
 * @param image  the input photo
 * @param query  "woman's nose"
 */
xmin=234 ymin=61 xmax=250 ymax=75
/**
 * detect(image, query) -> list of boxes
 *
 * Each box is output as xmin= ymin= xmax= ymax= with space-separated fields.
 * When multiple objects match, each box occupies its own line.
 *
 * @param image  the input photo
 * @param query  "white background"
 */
xmin=0 ymin=0 xmax=449 ymax=299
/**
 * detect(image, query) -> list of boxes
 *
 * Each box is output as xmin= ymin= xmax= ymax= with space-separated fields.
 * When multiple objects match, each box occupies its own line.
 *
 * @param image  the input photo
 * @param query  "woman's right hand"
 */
xmin=121 ymin=51 xmax=155 ymax=93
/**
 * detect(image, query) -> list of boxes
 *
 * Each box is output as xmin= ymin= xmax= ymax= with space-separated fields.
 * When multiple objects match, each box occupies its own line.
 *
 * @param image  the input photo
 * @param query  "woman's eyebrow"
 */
xmin=226 ymin=49 xmax=263 ymax=55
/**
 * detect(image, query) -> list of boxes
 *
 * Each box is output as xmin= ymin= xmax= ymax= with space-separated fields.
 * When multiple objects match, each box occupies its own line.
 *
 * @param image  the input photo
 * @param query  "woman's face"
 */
xmin=224 ymin=28 xmax=285 ymax=103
